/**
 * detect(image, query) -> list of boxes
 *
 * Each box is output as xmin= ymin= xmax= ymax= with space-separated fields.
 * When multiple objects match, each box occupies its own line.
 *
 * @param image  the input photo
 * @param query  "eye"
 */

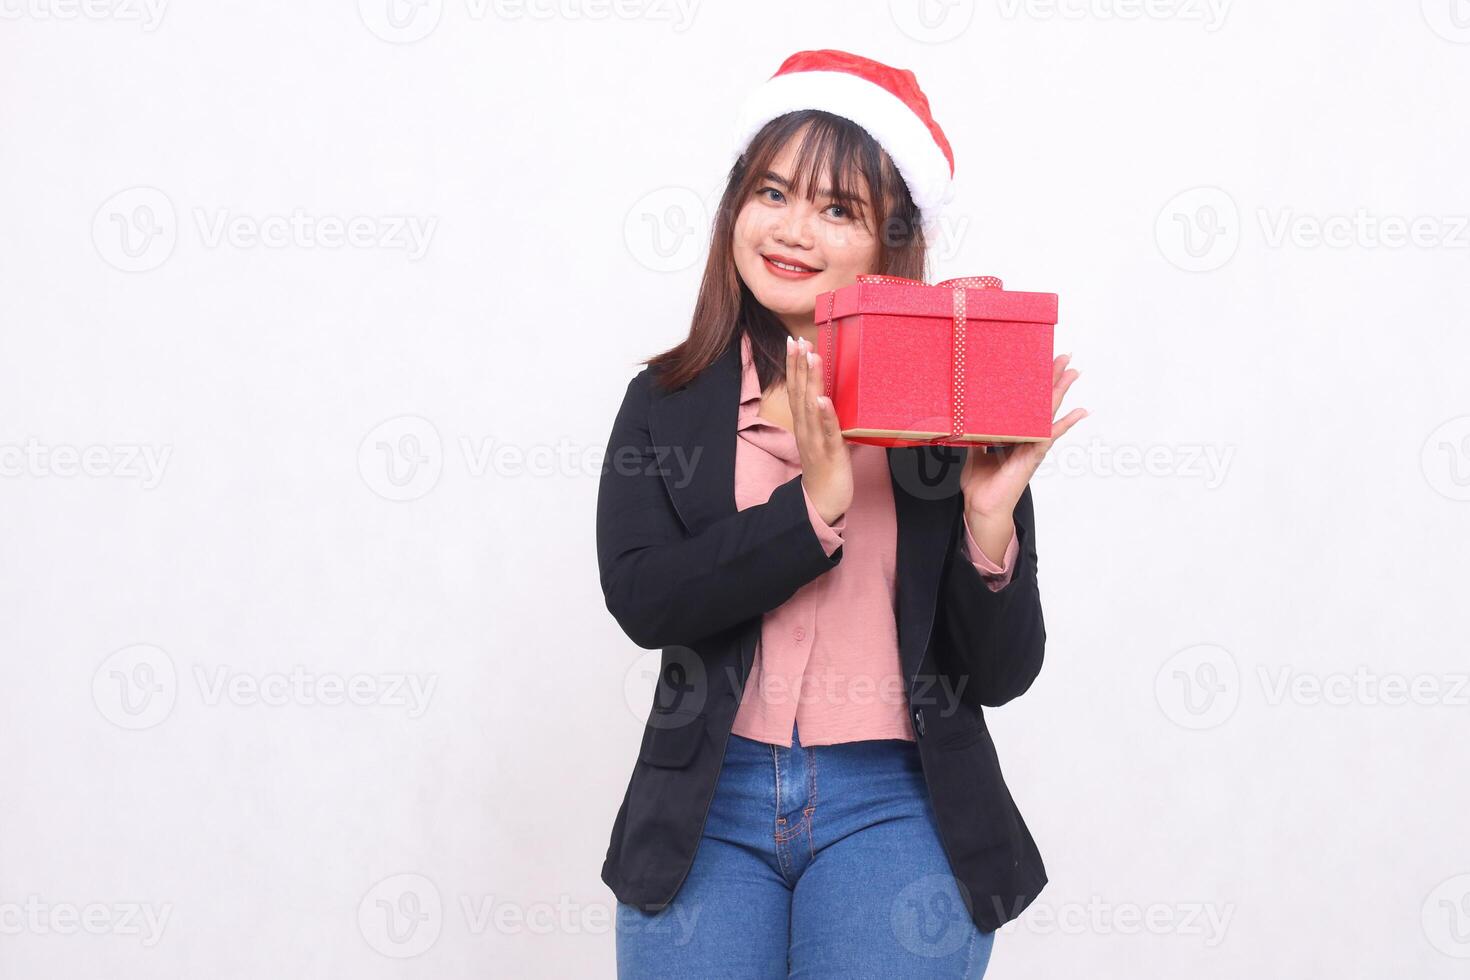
xmin=757 ymin=185 xmax=785 ymax=203
xmin=824 ymin=203 xmax=849 ymax=219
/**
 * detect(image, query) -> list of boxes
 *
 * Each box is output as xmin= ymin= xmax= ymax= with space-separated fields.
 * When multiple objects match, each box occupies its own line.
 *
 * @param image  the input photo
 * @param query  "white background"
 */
xmin=3 ymin=0 xmax=1468 ymax=977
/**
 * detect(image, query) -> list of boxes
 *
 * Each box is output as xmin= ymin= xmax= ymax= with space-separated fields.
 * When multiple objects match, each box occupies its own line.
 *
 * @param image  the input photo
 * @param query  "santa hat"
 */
xmin=730 ymin=49 xmax=956 ymax=233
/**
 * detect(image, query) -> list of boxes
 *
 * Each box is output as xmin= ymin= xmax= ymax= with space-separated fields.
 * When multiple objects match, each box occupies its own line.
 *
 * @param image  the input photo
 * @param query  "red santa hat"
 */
xmin=730 ymin=49 xmax=956 ymax=231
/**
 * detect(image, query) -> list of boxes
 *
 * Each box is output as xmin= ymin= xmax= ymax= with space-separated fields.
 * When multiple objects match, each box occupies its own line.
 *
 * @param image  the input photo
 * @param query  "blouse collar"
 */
xmin=735 ymin=331 xmax=800 ymax=465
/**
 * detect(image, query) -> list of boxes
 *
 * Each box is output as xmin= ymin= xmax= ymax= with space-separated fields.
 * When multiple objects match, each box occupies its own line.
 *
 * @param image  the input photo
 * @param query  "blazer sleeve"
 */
xmin=596 ymin=372 xmax=844 ymax=650
xmin=937 ymin=481 xmax=1046 ymax=706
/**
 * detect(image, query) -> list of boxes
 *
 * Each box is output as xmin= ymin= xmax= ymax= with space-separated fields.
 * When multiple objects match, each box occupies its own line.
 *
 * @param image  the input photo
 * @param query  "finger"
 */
xmin=786 ymin=336 xmax=806 ymax=438
xmin=805 ymin=345 xmax=825 ymax=423
xmin=1051 ymin=366 xmax=1080 ymax=417
xmin=816 ymin=392 xmax=840 ymax=442
xmin=1052 ymin=353 xmax=1071 ymax=387
xmin=1050 ymin=406 xmax=1088 ymax=441
xmin=790 ymin=336 xmax=809 ymax=427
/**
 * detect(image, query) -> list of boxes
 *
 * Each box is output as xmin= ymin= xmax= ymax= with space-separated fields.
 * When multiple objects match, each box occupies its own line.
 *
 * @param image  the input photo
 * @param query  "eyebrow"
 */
xmin=762 ymin=170 xmax=865 ymax=204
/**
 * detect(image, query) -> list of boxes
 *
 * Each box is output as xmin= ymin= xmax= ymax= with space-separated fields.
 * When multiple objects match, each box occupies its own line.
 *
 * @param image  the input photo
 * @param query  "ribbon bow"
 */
xmin=821 ymin=274 xmax=1004 ymax=442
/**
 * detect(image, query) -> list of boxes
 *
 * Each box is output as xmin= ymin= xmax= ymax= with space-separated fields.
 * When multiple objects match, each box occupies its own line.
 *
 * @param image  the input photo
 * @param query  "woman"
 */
xmin=597 ymin=50 xmax=1086 ymax=978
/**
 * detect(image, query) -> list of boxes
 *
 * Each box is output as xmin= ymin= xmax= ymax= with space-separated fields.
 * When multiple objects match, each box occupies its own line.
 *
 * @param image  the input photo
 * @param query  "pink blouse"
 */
xmin=729 ymin=331 xmax=1020 ymax=747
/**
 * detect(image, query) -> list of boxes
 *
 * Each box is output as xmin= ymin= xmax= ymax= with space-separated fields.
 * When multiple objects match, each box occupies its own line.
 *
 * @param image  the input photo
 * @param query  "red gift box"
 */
xmin=815 ymin=274 xmax=1059 ymax=448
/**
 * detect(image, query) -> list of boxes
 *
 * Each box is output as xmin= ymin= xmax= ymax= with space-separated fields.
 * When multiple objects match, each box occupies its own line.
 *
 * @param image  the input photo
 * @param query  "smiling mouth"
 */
xmin=762 ymin=254 xmax=821 ymax=277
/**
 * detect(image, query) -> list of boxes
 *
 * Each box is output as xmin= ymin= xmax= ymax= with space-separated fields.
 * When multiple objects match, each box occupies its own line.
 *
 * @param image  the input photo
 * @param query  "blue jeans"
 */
xmin=615 ymin=720 xmax=995 ymax=978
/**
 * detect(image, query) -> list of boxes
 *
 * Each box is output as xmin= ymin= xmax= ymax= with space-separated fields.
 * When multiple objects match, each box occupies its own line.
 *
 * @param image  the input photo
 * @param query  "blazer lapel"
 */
xmin=646 ymin=335 xmax=964 ymax=690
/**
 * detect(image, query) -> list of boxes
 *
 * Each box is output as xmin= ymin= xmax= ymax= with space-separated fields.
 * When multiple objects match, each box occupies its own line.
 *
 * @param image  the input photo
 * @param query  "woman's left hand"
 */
xmin=960 ymin=353 xmax=1088 ymax=522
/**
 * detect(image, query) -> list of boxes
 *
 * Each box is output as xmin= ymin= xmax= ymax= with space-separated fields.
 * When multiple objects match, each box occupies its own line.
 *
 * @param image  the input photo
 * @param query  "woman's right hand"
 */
xmin=787 ymin=335 xmax=853 ymax=526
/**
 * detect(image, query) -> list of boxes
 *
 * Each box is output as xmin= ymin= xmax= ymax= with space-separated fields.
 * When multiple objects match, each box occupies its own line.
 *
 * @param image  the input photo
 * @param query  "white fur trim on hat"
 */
xmin=730 ymin=69 xmax=956 ymax=225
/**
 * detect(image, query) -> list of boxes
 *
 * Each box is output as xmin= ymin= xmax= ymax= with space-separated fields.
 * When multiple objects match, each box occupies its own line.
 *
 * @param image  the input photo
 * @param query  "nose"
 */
xmin=770 ymin=202 xmax=815 ymax=250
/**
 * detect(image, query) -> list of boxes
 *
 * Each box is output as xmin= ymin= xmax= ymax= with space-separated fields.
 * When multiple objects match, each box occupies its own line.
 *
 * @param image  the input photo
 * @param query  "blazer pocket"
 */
xmin=936 ymin=720 xmax=986 ymax=750
xmin=637 ymin=709 xmax=708 ymax=769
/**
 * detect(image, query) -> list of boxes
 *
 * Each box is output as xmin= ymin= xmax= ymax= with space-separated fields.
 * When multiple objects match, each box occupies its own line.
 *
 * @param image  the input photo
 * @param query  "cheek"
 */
xmin=822 ymin=228 xmax=880 ymax=273
xmin=732 ymin=204 xmax=763 ymax=246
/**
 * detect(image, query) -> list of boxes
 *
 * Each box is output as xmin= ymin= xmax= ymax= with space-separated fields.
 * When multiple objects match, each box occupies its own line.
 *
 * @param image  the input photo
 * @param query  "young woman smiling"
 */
xmin=597 ymin=50 xmax=1086 ymax=979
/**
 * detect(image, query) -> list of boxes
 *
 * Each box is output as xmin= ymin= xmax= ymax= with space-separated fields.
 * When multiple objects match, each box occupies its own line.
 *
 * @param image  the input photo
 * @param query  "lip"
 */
xmin=761 ymin=252 xmax=822 ymax=280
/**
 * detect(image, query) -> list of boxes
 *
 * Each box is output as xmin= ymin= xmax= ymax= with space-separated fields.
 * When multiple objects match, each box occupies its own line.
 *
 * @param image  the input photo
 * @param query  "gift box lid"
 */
xmin=815 ymin=276 xmax=1058 ymax=325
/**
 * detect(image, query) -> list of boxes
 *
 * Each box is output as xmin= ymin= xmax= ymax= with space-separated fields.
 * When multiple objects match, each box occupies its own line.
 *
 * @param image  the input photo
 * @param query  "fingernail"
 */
xmin=806 ymin=351 xmax=814 ymax=367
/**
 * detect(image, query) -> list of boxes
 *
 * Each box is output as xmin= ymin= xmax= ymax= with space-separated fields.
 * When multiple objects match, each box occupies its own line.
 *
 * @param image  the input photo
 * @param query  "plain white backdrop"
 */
xmin=2 ymin=0 xmax=1468 ymax=976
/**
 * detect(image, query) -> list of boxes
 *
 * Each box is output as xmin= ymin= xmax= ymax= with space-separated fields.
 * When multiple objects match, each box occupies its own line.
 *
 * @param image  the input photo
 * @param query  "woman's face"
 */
xmin=732 ymin=131 xmax=881 ymax=332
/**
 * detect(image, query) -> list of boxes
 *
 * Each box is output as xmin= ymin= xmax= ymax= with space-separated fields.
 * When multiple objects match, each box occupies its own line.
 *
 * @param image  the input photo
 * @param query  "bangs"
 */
xmin=739 ymin=110 xmax=895 ymax=231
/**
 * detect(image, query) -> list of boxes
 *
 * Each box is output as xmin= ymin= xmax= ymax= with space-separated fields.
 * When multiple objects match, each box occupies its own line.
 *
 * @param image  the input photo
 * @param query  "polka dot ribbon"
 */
xmin=821 ymin=274 xmax=1004 ymax=441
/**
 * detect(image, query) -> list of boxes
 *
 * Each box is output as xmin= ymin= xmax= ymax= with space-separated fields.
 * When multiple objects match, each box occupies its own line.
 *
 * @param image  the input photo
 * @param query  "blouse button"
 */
xmin=792 ymin=626 xmax=807 ymax=642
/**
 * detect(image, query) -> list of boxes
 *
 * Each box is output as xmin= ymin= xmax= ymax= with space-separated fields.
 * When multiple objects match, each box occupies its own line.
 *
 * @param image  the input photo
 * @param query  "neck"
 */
xmin=777 ymin=312 xmax=820 ymax=348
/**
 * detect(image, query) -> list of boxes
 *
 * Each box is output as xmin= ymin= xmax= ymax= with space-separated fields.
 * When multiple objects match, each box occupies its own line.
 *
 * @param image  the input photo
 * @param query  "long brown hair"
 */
xmin=643 ymin=110 xmax=930 ymax=395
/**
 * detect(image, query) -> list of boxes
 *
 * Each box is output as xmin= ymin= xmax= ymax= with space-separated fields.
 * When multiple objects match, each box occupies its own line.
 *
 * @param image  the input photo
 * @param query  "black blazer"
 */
xmin=595 ymin=333 xmax=1048 ymax=933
